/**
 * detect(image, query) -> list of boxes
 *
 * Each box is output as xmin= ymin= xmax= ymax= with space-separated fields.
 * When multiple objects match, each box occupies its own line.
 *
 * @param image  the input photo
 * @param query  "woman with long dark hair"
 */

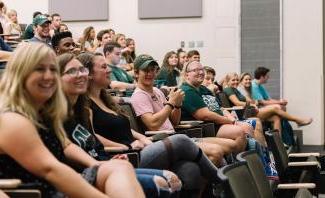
xmin=156 ymin=51 xmax=180 ymax=87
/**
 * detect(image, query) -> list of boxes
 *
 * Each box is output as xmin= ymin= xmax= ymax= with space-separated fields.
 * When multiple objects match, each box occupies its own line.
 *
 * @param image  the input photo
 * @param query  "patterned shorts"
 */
xmin=81 ymin=165 xmax=99 ymax=185
xmin=52 ymin=165 xmax=99 ymax=198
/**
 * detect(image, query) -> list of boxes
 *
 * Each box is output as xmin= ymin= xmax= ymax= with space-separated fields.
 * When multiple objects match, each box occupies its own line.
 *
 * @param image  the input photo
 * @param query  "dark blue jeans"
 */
xmin=136 ymin=168 xmax=171 ymax=198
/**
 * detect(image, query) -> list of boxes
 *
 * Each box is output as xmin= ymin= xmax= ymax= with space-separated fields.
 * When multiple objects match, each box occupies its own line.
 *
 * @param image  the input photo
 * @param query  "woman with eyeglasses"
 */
xmin=78 ymin=52 xmax=230 ymax=197
xmin=0 ymin=42 xmax=144 ymax=198
xmin=58 ymin=53 xmax=182 ymax=197
xmin=179 ymin=61 xmax=251 ymax=152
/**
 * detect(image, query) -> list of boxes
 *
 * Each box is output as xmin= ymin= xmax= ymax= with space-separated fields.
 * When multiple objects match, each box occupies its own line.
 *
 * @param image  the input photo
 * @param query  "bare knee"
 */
xmin=216 ymin=138 xmax=236 ymax=154
xmin=208 ymin=147 xmax=224 ymax=165
xmin=225 ymin=125 xmax=246 ymax=139
xmin=211 ymin=145 xmax=224 ymax=159
xmin=225 ymin=140 xmax=237 ymax=153
xmin=97 ymin=160 xmax=135 ymax=187
xmin=235 ymin=126 xmax=246 ymax=138
xmin=237 ymin=122 xmax=253 ymax=134
xmin=106 ymin=159 xmax=133 ymax=170
xmin=271 ymin=104 xmax=282 ymax=113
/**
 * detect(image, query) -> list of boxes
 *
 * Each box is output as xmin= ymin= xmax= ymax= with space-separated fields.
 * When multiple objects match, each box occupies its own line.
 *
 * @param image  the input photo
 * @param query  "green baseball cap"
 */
xmin=33 ymin=15 xmax=51 ymax=26
xmin=134 ymin=54 xmax=159 ymax=70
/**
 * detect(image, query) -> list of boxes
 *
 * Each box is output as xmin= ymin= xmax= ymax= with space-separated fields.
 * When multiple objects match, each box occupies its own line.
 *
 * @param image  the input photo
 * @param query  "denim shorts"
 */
xmin=241 ymin=119 xmax=257 ymax=129
xmin=81 ymin=165 xmax=99 ymax=185
xmin=50 ymin=166 xmax=99 ymax=198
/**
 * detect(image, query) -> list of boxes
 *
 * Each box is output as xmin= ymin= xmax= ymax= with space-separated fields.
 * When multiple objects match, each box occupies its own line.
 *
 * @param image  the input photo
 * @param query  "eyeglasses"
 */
xmin=143 ymin=68 xmax=159 ymax=73
xmin=63 ymin=66 xmax=89 ymax=77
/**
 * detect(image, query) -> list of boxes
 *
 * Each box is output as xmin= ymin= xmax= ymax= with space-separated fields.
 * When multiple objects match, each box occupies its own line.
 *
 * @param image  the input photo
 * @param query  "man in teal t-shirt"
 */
xmin=251 ymin=67 xmax=287 ymax=106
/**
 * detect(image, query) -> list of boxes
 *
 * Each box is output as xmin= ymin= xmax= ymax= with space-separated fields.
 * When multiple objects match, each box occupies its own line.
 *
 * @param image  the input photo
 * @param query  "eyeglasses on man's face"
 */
xmin=63 ymin=66 xmax=89 ymax=77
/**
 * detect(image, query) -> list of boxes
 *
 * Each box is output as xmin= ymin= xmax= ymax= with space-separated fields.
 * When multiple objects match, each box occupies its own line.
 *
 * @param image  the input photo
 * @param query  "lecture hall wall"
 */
xmin=6 ymin=0 xmax=324 ymax=146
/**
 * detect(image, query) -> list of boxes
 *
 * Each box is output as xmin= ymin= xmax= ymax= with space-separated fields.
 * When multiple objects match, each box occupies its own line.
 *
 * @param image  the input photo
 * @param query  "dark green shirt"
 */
xmin=109 ymin=64 xmax=134 ymax=83
xmin=180 ymin=82 xmax=223 ymax=121
xmin=223 ymin=87 xmax=246 ymax=106
xmin=156 ymin=67 xmax=179 ymax=87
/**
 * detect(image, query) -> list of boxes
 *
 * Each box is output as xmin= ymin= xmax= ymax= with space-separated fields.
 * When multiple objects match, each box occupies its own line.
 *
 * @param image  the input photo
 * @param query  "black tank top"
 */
xmin=90 ymin=99 xmax=135 ymax=145
xmin=0 ymin=119 xmax=66 ymax=197
xmin=64 ymin=117 xmax=110 ymax=161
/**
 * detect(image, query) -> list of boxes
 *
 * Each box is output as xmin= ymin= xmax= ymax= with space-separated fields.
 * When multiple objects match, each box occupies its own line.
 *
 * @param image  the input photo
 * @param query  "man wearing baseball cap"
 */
xmin=29 ymin=15 xmax=51 ymax=46
xmin=131 ymin=54 xmax=184 ymax=132
xmin=131 ymin=54 xmax=233 ymax=167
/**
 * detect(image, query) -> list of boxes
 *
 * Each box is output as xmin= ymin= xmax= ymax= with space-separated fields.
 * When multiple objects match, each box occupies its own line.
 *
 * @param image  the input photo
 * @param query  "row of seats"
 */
xmin=122 ymin=99 xmax=322 ymax=197
xmin=219 ymin=131 xmax=320 ymax=198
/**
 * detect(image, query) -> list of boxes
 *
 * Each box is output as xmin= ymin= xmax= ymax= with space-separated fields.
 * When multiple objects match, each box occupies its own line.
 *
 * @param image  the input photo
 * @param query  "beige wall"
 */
xmin=5 ymin=0 xmax=48 ymax=24
xmin=67 ymin=0 xmax=241 ymax=80
xmin=5 ymin=0 xmax=324 ymax=145
xmin=4 ymin=0 xmax=240 ymax=80
xmin=282 ymin=0 xmax=324 ymax=145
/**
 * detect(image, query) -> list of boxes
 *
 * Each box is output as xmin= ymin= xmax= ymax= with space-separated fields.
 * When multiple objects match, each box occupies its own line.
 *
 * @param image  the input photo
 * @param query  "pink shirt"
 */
xmin=130 ymin=87 xmax=174 ymax=130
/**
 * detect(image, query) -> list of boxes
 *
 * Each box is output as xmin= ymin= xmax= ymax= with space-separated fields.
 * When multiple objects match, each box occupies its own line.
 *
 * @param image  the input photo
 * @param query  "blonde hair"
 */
xmin=6 ymin=9 xmax=17 ymax=18
xmin=239 ymin=72 xmax=252 ymax=83
xmin=223 ymin=72 xmax=239 ymax=88
xmin=0 ymin=42 xmax=68 ymax=143
xmin=112 ymin=33 xmax=125 ymax=46
xmin=179 ymin=60 xmax=200 ymax=86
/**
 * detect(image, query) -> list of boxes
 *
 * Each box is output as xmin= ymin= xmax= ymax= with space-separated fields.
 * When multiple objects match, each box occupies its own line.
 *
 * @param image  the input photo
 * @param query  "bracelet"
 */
xmin=164 ymin=102 xmax=175 ymax=110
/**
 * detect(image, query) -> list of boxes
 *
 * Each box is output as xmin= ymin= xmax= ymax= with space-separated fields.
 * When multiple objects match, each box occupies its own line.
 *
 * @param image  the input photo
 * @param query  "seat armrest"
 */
xmin=176 ymin=128 xmax=202 ymax=138
xmin=145 ymin=130 xmax=175 ymax=135
xmin=277 ymin=183 xmax=315 ymax=189
xmin=222 ymin=106 xmax=244 ymax=111
xmin=104 ymin=147 xmax=129 ymax=152
xmin=179 ymin=120 xmax=203 ymax=126
xmin=0 ymin=179 xmax=21 ymax=189
xmin=288 ymin=161 xmax=320 ymax=167
xmin=175 ymin=124 xmax=193 ymax=129
xmin=4 ymin=189 xmax=41 ymax=198
xmin=288 ymin=152 xmax=320 ymax=158
xmin=104 ymin=148 xmax=140 ymax=167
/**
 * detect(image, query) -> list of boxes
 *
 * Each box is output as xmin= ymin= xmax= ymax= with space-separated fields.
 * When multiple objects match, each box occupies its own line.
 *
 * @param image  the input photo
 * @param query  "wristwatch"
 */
xmin=164 ymin=102 xmax=175 ymax=110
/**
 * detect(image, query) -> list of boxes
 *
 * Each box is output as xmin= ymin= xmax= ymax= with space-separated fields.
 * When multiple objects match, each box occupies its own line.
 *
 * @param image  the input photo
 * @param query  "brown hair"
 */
xmin=161 ymin=51 xmax=178 ymax=73
xmin=77 ymin=52 xmax=128 ymax=118
xmin=203 ymin=66 xmax=216 ymax=77
xmin=57 ymin=53 xmax=93 ymax=131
